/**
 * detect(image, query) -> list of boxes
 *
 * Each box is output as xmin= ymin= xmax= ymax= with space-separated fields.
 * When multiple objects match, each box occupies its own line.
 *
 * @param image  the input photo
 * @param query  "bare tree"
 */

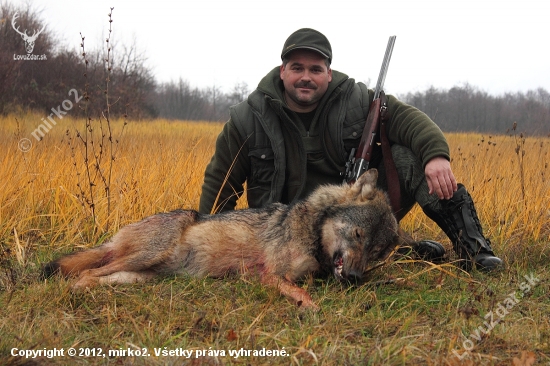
xmin=228 ymin=81 xmax=249 ymax=105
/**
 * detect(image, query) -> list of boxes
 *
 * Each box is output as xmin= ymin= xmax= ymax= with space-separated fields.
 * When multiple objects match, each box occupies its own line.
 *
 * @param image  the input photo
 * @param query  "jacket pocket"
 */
xmin=342 ymin=117 xmax=364 ymax=153
xmin=248 ymin=147 xmax=275 ymax=186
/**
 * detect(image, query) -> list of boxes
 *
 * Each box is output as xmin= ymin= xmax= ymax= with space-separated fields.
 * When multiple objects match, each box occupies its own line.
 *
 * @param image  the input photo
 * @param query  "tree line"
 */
xmin=1 ymin=4 xmax=549 ymax=134
xmin=0 ymin=4 xmax=248 ymax=122
xmin=398 ymin=85 xmax=550 ymax=135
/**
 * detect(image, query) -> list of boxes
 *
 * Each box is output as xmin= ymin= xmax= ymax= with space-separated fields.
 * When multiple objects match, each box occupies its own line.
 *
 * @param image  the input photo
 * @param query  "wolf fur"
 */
xmin=43 ymin=169 xmax=399 ymax=310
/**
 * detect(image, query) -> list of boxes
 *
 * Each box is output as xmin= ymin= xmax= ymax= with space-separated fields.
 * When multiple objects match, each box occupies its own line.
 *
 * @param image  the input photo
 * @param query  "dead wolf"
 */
xmin=43 ymin=169 xmax=399 ymax=310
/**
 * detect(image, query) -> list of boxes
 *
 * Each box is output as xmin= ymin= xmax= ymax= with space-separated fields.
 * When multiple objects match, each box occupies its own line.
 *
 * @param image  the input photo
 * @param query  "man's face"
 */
xmin=280 ymin=49 xmax=332 ymax=113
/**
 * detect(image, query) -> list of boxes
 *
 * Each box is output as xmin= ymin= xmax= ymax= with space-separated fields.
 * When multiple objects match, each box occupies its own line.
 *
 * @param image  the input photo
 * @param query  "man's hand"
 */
xmin=425 ymin=157 xmax=457 ymax=200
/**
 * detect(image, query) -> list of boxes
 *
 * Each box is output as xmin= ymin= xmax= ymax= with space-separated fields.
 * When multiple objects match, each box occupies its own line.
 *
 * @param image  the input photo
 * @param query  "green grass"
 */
xmin=1 ymin=243 xmax=549 ymax=365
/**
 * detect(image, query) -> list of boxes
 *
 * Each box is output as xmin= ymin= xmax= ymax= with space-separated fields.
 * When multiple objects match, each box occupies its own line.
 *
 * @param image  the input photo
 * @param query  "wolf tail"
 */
xmin=42 ymin=245 xmax=113 ymax=279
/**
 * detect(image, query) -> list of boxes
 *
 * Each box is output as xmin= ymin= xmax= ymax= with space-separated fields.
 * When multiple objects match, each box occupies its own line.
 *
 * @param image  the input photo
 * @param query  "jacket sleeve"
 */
xmin=199 ymin=119 xmax=250 ymax=214
xmin=385 ymin=94 xmax=450 ymax=169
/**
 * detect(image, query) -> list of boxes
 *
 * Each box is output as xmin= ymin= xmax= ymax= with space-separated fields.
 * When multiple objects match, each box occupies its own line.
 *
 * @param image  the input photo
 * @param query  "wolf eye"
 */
xmin=354 ymin=229 xmax=362 ymax=239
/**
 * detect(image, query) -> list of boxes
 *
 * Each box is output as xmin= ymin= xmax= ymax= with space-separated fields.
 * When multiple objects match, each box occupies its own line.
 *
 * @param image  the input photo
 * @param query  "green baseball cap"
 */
xmin=281 ymin=28 xmax=332 ymax=64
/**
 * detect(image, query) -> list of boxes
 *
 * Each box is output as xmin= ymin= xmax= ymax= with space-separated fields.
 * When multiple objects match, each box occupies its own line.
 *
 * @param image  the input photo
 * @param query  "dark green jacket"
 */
xmin=199 ymin=67 xmax=449 ymax=214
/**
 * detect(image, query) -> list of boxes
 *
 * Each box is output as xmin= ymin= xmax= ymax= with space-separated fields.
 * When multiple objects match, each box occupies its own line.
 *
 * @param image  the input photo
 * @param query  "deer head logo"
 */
xmin=11 ymin=12 xmax=45 ymax=54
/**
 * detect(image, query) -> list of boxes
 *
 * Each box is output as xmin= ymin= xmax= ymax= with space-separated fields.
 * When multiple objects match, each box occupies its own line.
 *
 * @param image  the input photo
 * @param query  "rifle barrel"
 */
xmin=373 ymin=36 xmax=396 ymax=100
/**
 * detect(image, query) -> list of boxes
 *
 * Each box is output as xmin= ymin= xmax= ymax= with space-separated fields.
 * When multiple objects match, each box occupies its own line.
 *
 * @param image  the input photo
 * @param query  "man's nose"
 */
xmin=300 ymin=70 xmax=311 ymax=81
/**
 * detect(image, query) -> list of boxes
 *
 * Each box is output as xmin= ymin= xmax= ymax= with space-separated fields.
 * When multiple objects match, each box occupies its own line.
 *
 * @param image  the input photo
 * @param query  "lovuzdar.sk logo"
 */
xmin=12 ymin=12 xmax=47 ymax=61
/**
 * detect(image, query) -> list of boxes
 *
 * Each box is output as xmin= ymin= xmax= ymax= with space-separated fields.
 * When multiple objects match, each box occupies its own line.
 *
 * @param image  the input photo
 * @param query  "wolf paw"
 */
xmin=297 ymin=297 xmax=320 ymax=312
xmin=71 ymin=276 xmax=99 ymax=291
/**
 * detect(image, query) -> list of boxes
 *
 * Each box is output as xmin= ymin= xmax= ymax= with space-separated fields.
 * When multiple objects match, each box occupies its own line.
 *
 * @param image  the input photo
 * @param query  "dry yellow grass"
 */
xmin=1 ymin=112 xmax=549 ymax=254
xmin=2 ymin=113 xmax=227 ymax=250
xmin=402 ymin=131 xmax=550 ymax=255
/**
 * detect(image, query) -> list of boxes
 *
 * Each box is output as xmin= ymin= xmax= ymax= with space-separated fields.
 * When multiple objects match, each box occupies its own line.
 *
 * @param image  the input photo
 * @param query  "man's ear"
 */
xmin=328 ymin=68 xmax=332 ymax=82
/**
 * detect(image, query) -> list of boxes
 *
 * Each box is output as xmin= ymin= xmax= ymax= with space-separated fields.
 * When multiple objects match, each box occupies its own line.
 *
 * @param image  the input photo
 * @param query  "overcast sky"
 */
xmin=7 ymin=0 xmax=550 ymax=96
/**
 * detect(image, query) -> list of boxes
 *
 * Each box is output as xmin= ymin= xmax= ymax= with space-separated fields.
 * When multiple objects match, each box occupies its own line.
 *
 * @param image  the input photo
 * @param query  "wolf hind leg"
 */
xmin=97 ymin=271 xmax=157 ymax=285
xmin=72 ymin=258 xmax=155 ymax=290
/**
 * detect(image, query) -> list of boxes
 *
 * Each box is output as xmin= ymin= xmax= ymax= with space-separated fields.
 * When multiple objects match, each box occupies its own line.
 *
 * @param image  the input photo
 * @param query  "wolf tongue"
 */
xmin=335 ymin=257 xmax=343 ymax=267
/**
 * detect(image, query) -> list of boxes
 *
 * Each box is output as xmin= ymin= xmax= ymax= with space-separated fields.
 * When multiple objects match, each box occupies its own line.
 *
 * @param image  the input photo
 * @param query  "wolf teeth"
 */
xmin=335 ymin=263 xmax=343 ymax=277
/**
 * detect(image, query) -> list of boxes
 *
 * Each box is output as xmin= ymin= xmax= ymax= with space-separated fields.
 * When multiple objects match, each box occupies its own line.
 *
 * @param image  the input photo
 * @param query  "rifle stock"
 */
xmin=343 ymin=98 xmax=382 ymax=184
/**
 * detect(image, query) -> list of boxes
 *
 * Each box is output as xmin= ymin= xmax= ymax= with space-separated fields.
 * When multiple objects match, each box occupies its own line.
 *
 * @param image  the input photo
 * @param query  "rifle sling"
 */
xmin=379 ymin=92 xmax=403 ymax=221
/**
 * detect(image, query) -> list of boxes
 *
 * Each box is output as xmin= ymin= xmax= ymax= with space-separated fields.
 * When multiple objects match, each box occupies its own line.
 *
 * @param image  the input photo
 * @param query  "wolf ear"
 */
xmin=349 ymin=169 xmax=378 ymax=201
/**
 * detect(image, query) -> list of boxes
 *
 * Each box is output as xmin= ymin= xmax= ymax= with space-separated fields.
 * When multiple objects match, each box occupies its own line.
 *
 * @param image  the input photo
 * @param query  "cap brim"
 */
xmin=282 ymin=46 xmax=330 ymax=60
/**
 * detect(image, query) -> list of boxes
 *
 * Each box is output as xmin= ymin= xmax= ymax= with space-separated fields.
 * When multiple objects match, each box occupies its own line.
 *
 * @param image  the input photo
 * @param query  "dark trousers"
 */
xmin=375 ymin=144 xmax=442 ymax=220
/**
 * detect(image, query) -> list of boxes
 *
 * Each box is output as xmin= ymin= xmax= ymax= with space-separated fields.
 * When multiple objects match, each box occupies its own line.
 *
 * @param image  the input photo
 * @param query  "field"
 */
xmin=1 ymin=113 xmax=549 ymax=365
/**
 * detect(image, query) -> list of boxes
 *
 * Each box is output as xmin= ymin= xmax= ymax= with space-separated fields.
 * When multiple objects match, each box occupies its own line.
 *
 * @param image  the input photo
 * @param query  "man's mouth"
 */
xmin=295 ymin=82 xmax=316 ymax=90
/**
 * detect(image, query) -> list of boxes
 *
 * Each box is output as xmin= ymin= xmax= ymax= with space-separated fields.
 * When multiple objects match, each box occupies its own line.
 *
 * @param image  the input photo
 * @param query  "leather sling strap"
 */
xmin=379 ymin=92 xmax=403 ymax=220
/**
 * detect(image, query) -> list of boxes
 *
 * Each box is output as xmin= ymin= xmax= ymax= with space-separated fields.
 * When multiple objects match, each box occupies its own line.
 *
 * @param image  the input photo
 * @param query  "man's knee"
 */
xmin=387 ymin=144 xmax=439 ymax=211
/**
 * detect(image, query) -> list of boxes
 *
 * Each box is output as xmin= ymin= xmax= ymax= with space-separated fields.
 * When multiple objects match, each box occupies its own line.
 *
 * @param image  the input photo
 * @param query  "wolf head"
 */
xmin=319 ymin=169 xmax=399 ymax=282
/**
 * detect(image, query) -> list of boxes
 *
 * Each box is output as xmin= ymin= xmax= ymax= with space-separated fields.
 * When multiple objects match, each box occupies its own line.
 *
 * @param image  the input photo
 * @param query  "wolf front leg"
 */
xmin=260 ymin=273 xmax=320 ymax=311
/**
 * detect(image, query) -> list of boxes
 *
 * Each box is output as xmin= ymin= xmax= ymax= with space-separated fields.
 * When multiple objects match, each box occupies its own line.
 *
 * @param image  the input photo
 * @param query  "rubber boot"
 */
xmin=396 ymin=228 xmax=446 ymax=263
xmin=413 ymin=240 xmax=446 ymax=263
xmin=422 ymin=184 xmax=503 ymax=271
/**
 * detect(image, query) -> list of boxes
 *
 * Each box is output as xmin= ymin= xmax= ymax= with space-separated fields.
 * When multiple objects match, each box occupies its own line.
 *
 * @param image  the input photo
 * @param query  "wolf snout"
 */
xmin=333 ymin=252 xmax=364 ymax=284
xmin=339 ymin=268 xmax=364 ymax=284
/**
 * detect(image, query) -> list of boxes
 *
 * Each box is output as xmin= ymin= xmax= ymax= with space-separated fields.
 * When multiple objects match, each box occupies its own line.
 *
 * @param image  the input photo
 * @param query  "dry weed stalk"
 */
xmin=510 ymin=122 xmax=527 ymax=203
xmin=69 ymin=7 xmax=127 ymax=235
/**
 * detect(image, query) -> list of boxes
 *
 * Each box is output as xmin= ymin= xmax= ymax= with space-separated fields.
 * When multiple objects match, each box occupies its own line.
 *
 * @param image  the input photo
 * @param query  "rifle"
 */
xmin=343 ymin=35 xmax=396 ymax=184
